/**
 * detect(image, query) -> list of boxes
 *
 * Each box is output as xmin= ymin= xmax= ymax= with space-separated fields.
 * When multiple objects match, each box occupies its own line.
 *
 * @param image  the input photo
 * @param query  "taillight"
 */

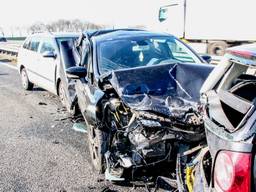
xmin=214 ymin=151 xmax=251 ymax=192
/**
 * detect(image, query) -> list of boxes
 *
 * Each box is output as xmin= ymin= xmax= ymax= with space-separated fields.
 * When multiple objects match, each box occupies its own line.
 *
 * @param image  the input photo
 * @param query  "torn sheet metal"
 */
xmin=101 ymin=63 xmax=213 ymax=182
xmin=109 ymin=63 xmax=213 ymax=117
xmin=72 ymin=122 xmax=87 ymax=133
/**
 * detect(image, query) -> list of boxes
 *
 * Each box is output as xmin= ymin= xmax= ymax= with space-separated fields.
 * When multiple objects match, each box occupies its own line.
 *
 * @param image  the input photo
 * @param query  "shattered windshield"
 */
xmin=97 ymin=36 xmax=201 ymax=74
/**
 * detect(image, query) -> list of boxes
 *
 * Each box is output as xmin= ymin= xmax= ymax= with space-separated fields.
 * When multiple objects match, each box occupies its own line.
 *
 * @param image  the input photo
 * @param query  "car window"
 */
xmin=40 ymin=40 xmax=55 ymax=53
xmin=28 ymin=38 xmax=40 ymax=52
xmin=56 ymin=37 xmax=78 ymax=48
xmin=167 ymin=40 xmax=197 ymax=63
xmin=208 ymin=61 xmax=256 ymax=131
xmin=57 ymin=37 xmax=80 ymax=67
xmin=0 ymin=37 xmax=7 ymax=42
xmin=23 ymin=39 xmax=30 ymax=49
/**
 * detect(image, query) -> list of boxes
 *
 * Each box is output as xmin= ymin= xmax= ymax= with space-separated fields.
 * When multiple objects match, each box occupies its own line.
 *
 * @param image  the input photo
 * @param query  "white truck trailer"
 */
xmin=158 ymin=0 xmax=256 ymax=55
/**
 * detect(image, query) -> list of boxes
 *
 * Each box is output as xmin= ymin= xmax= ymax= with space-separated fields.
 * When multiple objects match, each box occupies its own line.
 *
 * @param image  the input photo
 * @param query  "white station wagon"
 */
xmin=17 ymin=32 xmax=79 ymax=114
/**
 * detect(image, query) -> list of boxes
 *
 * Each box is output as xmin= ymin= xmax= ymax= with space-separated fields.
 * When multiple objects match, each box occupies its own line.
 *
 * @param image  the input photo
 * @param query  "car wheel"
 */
xmin=88 ymin=125 xmax=108 ymax=174
xmin=207 ymin=41 xmax=228 ymax=56
xmin=20 ymin=68 xmax=33 ymax=90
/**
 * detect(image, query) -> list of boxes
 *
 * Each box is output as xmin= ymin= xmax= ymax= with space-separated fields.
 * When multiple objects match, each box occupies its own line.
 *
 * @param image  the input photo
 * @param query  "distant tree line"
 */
xmin=29 ymin=19 xmax=106 ymax=33
xmin=0 ymin=21 xmax=146 ymax=37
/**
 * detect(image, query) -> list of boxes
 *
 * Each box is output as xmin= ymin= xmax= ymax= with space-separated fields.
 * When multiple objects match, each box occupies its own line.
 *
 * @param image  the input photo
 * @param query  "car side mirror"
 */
xmin=201 ymin=54 xmax=212 ymax=63
xmin=42 ymin=51 xmax=56 ymax=59
xmin=66 ymin=66 xmax=87 ymax=79
xmin=159 ymin=7 xmax=168 ymax=22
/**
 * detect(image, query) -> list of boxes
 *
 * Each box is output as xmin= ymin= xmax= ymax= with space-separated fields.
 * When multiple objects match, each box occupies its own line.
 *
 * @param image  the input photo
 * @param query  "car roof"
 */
xmin=83 ymin=29 xmax=172 ymax=42
xmin=29 ymin=32 xmax=79 ymax=38
xmin=226 ymin=43 xmax=256 ymax=66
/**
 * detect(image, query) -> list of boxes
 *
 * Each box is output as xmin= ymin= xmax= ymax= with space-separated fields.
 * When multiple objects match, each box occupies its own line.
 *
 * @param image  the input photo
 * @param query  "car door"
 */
xmin=75 ymin=43 xmax=104 ymax=124
xmin=58 ymin=38 xmax=79 ymax=112
xmin=18 ymin=37 xmax=30 ymax=71
xmin=24 ymin=37 xmax=41 ymax=85
xmin=37 ymin=37 xmax=58 ymax=94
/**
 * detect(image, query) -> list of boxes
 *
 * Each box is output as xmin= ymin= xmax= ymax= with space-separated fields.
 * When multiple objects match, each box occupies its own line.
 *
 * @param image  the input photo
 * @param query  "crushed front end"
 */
xmin=98 ymin=63 xmax=213 ymax=182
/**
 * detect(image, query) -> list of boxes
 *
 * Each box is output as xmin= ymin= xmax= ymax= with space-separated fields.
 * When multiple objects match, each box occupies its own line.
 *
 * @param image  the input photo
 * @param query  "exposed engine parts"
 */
xmin=99 ymin=96 xmax=205 ymax=181
xmin=85 ymin=63 xmax=213 ymax=183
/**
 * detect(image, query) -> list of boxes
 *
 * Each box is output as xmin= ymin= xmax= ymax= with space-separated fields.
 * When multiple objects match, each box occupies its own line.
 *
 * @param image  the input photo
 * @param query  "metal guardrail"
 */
xmin=0 ymin=42 xmax=21 ymax=56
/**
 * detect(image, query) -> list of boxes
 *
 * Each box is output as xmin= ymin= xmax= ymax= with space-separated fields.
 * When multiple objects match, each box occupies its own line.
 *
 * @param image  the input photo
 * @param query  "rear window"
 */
xmin=207 ymin=61 xmax=256 ymax=132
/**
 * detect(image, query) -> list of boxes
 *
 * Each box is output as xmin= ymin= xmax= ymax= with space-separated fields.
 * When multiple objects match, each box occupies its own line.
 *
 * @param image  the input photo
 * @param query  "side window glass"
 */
xmin=23 ymin=39 xmax=30 ymax=49
xmin=29 ymin=39 xmax=40 ymax=52
xmin=167 ymin=41 xmax=195 ymax=63
xmin=40 ymin=41 xmax=55 ymax=53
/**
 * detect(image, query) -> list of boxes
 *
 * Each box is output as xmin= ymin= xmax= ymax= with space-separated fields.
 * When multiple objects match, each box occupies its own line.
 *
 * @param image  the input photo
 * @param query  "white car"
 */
xmin=17 ymin=32 xmax=79 ymax=114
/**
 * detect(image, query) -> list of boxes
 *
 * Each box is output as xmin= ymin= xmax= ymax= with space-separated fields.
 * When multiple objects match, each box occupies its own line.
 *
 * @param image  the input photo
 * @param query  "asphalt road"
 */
xmin=0 ymin=63 xmax=145 ymax=192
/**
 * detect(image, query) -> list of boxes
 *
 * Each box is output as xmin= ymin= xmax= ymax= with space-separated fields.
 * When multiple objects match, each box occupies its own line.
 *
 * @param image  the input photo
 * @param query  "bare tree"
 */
xmin=29 ymin=22 xmax=46 ymax=33
xmin=29 ymin=19 xmax=105 ymax=34
xmin=27 ymin=19 xmax=105 ymax=35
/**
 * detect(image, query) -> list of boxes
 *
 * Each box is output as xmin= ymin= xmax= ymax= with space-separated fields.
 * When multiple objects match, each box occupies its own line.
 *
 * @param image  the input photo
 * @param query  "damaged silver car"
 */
xmin=61 ymin=29 xmax=214 ymax=182
xmin=166 ymin=44 xmax=256 ymax=192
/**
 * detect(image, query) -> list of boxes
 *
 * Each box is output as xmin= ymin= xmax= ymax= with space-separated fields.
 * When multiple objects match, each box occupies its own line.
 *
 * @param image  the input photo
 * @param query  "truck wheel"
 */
xmin=20 ymin=67 xmax=33 ymax=90
xmin=207 ymin=41 xmax=228 ymax=56
xmin=88 ymin=125 xmax=108 ymax=174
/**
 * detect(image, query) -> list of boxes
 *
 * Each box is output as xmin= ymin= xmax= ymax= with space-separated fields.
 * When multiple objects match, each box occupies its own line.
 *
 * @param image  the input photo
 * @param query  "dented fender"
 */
xmin=75 ymin=79 xmax=105 ymax=124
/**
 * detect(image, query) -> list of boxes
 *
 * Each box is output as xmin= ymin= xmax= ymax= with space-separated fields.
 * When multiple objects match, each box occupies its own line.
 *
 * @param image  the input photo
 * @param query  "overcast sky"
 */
xmin=0 ymin=0 xmax=168 ymax=30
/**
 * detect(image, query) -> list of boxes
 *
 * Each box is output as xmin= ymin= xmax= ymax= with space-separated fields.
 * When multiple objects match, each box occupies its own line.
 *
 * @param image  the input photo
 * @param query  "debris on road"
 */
xmin=54 ymin=117 xmax=70 ymax=122
xmin=52 ymin=140 xmax=60 ymax=144
xmin=72 ymin=122 xmax=87 ymax=133
xmin=38 ymin=102 xmax=47 ymax=106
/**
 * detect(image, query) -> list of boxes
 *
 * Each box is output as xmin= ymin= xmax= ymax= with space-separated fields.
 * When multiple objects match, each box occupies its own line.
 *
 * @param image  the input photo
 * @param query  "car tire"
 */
xmin=20 ymin=67 xmax=33 ymax=90
xmin=207 ymin=41 xmax=228 ymax=56
xmin=88 ymin=125 xmax=108 ymax=174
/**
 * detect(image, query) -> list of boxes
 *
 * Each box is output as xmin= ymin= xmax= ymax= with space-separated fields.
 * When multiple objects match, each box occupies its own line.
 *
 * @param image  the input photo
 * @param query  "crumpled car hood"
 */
xmin=109 ymin=63 xmax=214 ymax=117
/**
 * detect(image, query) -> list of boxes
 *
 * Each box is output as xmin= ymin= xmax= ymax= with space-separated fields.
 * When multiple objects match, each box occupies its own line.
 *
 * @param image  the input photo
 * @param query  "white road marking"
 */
xmin=0 ymin=61 xmax=17 ymax=70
